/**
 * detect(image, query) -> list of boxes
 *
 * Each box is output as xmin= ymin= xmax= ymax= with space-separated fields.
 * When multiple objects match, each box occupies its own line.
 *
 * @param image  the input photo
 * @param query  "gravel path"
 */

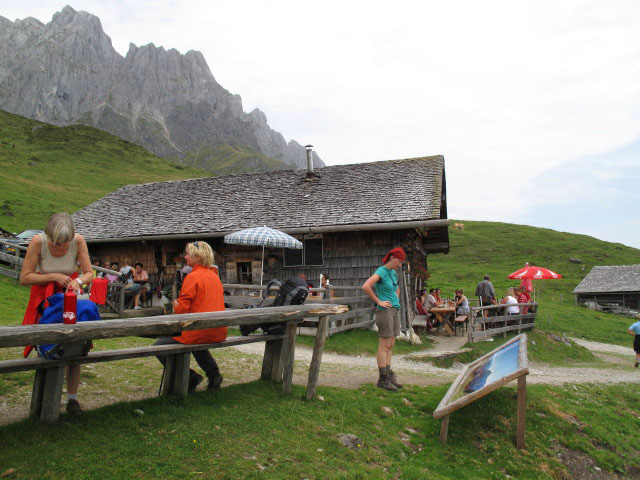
xmin=233 ymin=334 xmax=640 ymax=386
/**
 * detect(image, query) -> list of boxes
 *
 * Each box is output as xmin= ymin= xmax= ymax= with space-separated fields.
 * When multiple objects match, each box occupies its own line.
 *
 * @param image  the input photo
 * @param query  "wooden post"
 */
xmin=516 ymin=375 xmax=527 ymax=449
xmin=281 ymin=322 xmax=297 ymax=394
xmin=172 ymin=353 xmax=190 ymax=396
xmin=161 ymin=355 xmax=176 ymax=395
xmin=261 ymin=340 xmax=278 ymax=380
xmin=439 ymin=415 xmax=450 ymax=444
xmin=306 ymin=316 xmax=328 ymax=400
xmin=30 ymin=367 xmax=64 ymax=422
xmin=468 ymin=307 xmax=474 ymax=343
xmin=270 ymin=338 xmax=284 ymax=383
xmin=118 ymin=284 xmax=125 ymax=316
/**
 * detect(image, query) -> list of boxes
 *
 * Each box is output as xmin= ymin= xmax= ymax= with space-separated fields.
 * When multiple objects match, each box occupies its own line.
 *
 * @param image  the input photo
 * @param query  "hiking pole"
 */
xmin=158 ymin=363 xmax=167 ymax=396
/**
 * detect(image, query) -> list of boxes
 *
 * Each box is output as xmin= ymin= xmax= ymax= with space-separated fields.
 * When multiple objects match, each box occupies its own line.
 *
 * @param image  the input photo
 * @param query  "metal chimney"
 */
xmin=305 ymin=144 xmax=314 ymax=174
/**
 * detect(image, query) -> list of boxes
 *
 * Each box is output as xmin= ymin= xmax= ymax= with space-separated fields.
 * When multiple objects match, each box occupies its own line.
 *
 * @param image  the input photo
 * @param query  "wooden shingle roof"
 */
xmin=74 ymin=156 xmax=446 ymax=242
xmin=573 ymin=265 xmax=640 ymax=294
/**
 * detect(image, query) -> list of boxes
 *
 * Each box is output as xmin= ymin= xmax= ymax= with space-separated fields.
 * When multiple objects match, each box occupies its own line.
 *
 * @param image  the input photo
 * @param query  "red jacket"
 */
xmin=173 ymin=265 xmax=227 ymax=344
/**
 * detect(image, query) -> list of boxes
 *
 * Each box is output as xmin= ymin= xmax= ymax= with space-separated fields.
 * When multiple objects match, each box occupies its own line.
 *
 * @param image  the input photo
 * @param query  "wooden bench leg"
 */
xmin=261 ymin=339 xmax=278 ymax=380
xmin=281 ymin=322 xmax=297 ymax=395
xmin=30 ymin=367 xmax=64 ymax=422
xmin=306 ymin=316 xmax=328 ymax=400
xmin=161 ymin=353 xmax=190 ymax=396
xmin=270 ymin=339 xmax=284 ymax=383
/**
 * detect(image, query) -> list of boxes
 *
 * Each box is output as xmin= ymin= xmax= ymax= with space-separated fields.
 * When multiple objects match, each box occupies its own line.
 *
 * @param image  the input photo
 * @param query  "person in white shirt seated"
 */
xmin=500 ymin=287 xmax=520 ymax=315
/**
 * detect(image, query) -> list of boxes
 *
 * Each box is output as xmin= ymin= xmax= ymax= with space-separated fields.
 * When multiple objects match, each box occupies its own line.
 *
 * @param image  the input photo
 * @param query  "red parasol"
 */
xmin=507 ymin=265 xmax=562 ymax=280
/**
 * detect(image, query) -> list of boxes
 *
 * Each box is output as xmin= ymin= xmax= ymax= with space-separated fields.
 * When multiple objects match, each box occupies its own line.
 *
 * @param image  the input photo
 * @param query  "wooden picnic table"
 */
xmin=430 ymin=305 xmax=456 ymax=336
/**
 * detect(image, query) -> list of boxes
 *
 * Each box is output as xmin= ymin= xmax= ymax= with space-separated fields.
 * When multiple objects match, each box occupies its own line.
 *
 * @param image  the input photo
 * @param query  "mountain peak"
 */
xmin=0 ymin=6 xmax=324 ymax=171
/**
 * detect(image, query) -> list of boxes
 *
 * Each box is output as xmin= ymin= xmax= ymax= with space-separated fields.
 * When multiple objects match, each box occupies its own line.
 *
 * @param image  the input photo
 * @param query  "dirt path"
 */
xmin=234 ymin=334 xmax=640 ymax=387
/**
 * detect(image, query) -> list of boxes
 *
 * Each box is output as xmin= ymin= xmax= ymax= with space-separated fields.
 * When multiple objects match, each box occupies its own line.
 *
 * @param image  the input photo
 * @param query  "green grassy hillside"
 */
xmin=0 ymin=110 xmax=211 ymax=233
xmin=427 ymin=220 xmax=640 ymax=345
xmin=182 ymin=143 xmax=289 ymax=175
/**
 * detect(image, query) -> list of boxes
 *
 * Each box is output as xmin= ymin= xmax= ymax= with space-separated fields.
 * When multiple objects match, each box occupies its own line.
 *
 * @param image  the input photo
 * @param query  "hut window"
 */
xmin=284 ymin=248 xmax=303 ymax=267
xmin=304 ymin=236 xmax=323 ymax=266
xmin=283 ymin=234 xmax=323 ymax=267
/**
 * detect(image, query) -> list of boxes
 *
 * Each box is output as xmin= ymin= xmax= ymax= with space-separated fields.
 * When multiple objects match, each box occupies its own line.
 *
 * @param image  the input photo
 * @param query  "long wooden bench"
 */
xmin=0 ymin=303 xmax=347 ymax=423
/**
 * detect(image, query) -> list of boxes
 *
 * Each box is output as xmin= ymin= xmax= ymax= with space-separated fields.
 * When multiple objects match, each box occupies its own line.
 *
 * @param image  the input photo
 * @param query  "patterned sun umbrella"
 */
xmin=224 ymin=226 xmax=302 ymax=285
xmin=507 ymin=265 xmax=562 ymax=280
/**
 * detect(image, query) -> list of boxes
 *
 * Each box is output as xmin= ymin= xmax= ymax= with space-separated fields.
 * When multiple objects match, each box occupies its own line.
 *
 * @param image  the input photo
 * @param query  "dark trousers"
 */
xmin=154 ymin=337 xmax=220 ymax=377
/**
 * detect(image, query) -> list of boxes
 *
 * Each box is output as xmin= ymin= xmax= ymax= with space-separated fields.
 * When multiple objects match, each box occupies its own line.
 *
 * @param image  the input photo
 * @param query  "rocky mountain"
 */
xmin=0 ymin=6 xmax=323 ymax=172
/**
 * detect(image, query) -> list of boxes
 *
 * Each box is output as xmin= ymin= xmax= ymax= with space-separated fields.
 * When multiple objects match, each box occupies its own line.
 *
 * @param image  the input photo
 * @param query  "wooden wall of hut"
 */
xmin=87 ymin=229 xmax=433 ymax=305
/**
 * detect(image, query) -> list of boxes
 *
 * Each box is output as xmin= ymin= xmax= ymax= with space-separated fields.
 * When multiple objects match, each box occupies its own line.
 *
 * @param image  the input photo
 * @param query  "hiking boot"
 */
xmin=377 ymin=374 xmax=398 ymax=392
xmin=388 ymin=370 xmax=403 ymax=389
xmin=188 ymin=370 xmax=203 ymax=393
xmin=66 ymin=399 xmax=83 ymax=414
xmin=207 ymin=373 xmax=223 ymax=391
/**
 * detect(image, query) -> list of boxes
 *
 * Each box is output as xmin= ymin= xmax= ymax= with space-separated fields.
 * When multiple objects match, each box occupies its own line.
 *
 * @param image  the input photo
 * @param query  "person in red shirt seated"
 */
xmin=154 ymin=240 xmax=225 ymax=392
xmin=516 ymin=287 xmax=531 ymax=314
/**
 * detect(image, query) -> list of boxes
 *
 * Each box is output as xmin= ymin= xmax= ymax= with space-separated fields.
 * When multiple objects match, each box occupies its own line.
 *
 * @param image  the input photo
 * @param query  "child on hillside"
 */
xmin=628 ymin=313 xmax=640 ymax=368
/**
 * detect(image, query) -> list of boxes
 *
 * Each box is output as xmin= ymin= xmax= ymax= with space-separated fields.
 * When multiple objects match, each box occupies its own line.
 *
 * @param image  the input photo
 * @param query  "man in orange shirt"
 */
xmin=155 ymin=241 xmax=226 ymax=392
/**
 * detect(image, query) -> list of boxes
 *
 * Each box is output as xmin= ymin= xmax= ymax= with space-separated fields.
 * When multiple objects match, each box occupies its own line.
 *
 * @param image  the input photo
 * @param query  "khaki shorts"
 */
xmin=375 ymin=307 xmax=400 ymax=338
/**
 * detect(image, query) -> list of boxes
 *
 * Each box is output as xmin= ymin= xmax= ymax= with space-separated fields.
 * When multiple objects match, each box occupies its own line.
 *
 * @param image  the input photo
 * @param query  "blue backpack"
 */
xmin=36 ymin=293 xmax=101 ymax=360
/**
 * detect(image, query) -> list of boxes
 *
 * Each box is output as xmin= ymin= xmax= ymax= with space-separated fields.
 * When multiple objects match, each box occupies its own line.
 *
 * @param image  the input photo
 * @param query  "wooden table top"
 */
xmin=430 ymin=305 xmax=456 ymax=313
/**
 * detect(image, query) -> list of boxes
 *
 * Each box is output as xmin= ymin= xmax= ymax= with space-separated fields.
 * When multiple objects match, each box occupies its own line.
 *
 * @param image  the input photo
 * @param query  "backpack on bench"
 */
xmin=240 ymin=277 xmax=309 ymax=336
xmin=35 ymin=293 xmax=102 ymax=360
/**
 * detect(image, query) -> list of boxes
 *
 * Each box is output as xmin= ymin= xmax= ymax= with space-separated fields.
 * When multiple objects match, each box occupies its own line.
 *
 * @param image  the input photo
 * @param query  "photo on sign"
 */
xmin=452 ymin=338 xmax=521 ymax=401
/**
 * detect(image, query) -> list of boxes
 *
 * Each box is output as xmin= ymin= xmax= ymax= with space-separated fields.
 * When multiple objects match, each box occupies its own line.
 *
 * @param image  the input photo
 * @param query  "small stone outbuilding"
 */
xmin=573 ymin=264 xmax=640 ymax=313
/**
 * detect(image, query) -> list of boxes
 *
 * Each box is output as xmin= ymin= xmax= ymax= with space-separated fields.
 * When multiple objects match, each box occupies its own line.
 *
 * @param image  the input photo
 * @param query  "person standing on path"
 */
xmin=362 ymin=247 xmax=406 ymax=392
xmin=627 ymin=313 xmax=640 ymax=368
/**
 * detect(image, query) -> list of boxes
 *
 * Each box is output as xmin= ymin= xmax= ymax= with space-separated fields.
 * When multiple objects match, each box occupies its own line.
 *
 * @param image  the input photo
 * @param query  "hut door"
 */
xmin=238 ymin=262 xmax=252 ymax=284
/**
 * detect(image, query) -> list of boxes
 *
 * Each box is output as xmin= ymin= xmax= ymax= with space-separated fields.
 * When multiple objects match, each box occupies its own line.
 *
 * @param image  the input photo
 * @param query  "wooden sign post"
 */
xmin=433 ymin=334 xmax=529 ymax=449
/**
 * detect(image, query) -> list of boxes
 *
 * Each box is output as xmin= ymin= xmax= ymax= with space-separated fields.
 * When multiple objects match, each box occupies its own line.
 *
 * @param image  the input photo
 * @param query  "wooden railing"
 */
xmin=222 ymin=283 xmax=375 ymax=336
xmin=468 ymin=303 xmax=538 ymax=343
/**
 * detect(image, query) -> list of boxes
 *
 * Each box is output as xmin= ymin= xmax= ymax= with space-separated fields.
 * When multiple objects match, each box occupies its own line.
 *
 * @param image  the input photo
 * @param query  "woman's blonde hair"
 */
xmin=45 ymin=213 xmax=75 ymax=244
xmin=186 ymin=240 xmax=214 ymax=267
xmin=506 ymin=287 xmax=517 ymax=297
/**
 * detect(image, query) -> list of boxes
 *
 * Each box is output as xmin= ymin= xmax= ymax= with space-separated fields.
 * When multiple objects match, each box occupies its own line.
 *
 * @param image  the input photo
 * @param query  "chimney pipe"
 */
xmin=305 ymin=144 xmax=314 ymax=174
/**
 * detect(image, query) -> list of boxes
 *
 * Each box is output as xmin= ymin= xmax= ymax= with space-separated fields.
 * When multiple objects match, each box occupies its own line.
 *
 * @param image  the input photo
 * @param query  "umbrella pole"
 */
xmin=260 ymin=245 xmax=265 ymax=286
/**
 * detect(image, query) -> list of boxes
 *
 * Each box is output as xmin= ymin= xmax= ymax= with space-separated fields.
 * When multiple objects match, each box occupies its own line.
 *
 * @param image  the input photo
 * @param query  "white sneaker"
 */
xmin=134 ymin=306 xmax=142 ymax=310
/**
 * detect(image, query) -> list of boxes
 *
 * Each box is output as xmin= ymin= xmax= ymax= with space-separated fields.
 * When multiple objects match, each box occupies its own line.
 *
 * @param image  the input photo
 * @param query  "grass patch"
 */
xmin=0 ymin=382 xmax=638 ymax=479
xmin=0 ymin=110 xmax=210 ymax=234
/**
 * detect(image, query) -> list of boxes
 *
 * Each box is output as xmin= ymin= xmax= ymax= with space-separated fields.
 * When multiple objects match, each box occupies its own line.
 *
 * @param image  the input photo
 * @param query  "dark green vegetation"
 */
xmin=0 ymin=382 xmax=638 ymax=479
xmin=182 ymin=144 xmax=288 ymax=175
xmin=428 ymin=220 xmax=640 ymax=346
xmin=0 ymin=110 xmax=210 ymax=233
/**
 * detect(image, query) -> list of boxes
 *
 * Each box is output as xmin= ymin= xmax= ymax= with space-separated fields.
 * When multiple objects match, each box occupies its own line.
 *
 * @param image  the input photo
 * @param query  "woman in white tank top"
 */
xmin=20 ymin=213 xmax=93 ymax=414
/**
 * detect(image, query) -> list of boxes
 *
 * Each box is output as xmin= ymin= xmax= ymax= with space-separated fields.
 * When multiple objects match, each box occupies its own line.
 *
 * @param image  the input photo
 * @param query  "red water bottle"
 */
xmin=63 ymin=286 xmax=77 ymax=324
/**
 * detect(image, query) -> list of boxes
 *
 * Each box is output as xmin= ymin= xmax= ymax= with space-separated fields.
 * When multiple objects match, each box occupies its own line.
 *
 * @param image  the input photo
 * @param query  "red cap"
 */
xmin=382 ymin=247 xmax=406 ymax=264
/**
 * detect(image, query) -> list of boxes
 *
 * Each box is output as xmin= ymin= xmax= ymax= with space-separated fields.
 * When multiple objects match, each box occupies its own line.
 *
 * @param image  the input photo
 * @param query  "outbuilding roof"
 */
xmin=73 ymin=156 xmax=446 ymax=242
xmin=573 ymin=264 xmax=640 ymax=294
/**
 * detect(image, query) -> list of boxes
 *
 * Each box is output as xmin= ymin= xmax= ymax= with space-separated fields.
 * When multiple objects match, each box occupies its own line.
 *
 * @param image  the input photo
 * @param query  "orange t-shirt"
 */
xmin=172 ymin=265 xmax=227 ymax=344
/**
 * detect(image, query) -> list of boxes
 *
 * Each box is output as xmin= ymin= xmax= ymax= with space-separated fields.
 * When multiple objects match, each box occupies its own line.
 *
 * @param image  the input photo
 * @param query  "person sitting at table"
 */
xmin=516 ymin=287 xmax=531 ymax=314
xmin=433 ymin=288 xmax=442 ymax=305
xmin=423 ymin=288 xmax=439 ymax=327
xmin=500 ymin=288 xmax=520 ymax=315
xmin=455 ymin=289 xmax=470 ymax=316
xmin=133 ymin=261 xmax=150 ymax=304
xmin=120 ymin=258 xmax=143 ymax=310
xmin=415 ymin=289 xmax=432 ymax=331
xmin=106 ymin=262 xmax=120 ymax=283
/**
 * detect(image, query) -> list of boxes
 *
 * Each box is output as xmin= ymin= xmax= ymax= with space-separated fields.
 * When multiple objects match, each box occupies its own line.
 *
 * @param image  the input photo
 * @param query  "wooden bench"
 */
xmin=454 ymin=315 xmax=468 ymax=335
xmin=0 ymin=303 xmax=347 ymax=423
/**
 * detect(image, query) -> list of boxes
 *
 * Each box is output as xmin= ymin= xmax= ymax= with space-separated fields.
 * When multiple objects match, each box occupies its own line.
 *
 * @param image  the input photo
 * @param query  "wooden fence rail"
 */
xmin=468 ymin=303 xmax=538 ymax=343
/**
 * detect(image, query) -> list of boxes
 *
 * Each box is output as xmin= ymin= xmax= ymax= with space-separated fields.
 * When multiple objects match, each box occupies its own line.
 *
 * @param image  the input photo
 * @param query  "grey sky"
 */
xmin=2 ymin=1 xmax=639 ymax=248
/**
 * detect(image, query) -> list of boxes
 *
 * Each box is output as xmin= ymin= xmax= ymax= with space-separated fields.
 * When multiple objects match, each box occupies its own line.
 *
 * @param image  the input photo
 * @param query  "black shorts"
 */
xmin=634 ymin=335 xmax=640 ymax=353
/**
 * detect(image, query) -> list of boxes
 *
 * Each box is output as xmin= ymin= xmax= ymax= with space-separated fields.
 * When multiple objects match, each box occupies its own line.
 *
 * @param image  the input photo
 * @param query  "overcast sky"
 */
xmin=3 ymin=1 xmax=640 ymax=249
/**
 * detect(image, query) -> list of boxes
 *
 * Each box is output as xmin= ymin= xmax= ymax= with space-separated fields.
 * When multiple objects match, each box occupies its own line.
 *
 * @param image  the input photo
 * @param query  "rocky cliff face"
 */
xmin=0 ymin=6 xmax=323 ymax=170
